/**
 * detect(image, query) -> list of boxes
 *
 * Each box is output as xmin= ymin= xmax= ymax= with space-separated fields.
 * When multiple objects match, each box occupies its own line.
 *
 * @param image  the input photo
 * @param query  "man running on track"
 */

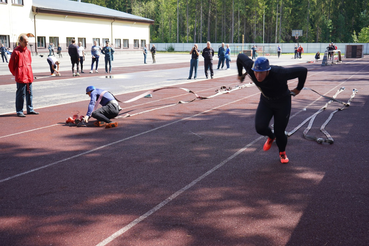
xmin=83 ymin=86 xmax=121 ymax=128
xmin=236 ymin=54 xmax=307 ymax=163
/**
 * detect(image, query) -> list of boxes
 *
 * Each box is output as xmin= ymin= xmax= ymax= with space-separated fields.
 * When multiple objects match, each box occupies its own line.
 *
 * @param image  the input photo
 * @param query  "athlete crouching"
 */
xmin=236 ymin=54 xmax=307 ymax=163
xmin=83 ymin=86 xmax=121 ymax=128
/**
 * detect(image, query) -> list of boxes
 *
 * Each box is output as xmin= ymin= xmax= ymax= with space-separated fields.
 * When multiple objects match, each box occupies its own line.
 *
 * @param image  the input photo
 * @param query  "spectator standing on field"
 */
xmin=143 ymin=45 xmax=148 ymax=64
xmin=202 ymin=41 xmax=215 ymax=79
xmin=8 ymin=35 xmax=39 ymax=117
xmin=277 ymin=45 xmax=282 ymax=58
xmin=294 ymin=45 xmax=298 ymax=59
xmin=78 ymin=42 xmax=85 ymax=73
xmin=101 ymin=41 xmax=114 ymax=73
xmin=188 ymin=44 xmax=200 ymax=80
xmin=251 ymin=45 xmax=257 ymax=60
xmin=57 ymin=44 xmax=62 ymax=58
xmin=48 ymin=43 xmax=54 ymax=56
xmin=68 ymin=39 xmax=80 ymax=76
xmin=217 ymin=43 xmax=225 ymax=69
xmin=1 ymin=44 xmax=8 ymax=63
xmin=150 ymin=44 xmax=156 ymax=63
xmin=90 ymin=40 xmax=101 ymax=73
xmin=225 ymin=44 xmax=231 ymax=69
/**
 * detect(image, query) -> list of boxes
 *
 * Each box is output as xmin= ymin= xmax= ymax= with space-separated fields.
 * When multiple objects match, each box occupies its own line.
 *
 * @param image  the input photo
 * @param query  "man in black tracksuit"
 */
xmin=237 ymin=53 xmax=307 ymax=163
xmin=202 ymin=41 xmax=215 ymax=79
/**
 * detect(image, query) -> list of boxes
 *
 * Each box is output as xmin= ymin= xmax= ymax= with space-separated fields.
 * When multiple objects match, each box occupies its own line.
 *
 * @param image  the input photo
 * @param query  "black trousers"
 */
xmin=255 ymin=94 xmax=291 ymax=152
xmin=91 ymin=102 xmax=120 ymax=123
xmin=204 ymin=59 xmax=213 ymax=77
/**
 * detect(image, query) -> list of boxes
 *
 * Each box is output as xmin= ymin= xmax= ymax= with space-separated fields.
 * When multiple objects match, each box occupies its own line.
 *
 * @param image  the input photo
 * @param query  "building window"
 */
xmin=134 ymin=39 xmax=139 ymax=49
xmin=0 ymin=35 xmax=10 ymax=47
xmin=141 ymin=40 xmax=146 ymax=48
xmin=102 ymin=38 xmax=109 ymax=45
xmin=12 ymin=0 xmax=23 ymax=5
xmin=115 ymin=39 xmax=121 ymax=49
xmin=0 ymin=0 xmax=8 ymax=4
xmin=123 ymin=39 xmax=129 ymax=49
xmin=66 ymin=37 xmax=75 ymax=47
xmin=92 ymin=38 xmax=100 ymax=46
xmin=78 ymin=37 xmax=86 ymax=48
xmin=37 ymin=36 xmax=46 ymax=48
xmin=49 ymin=37 xmax=59 ymax=47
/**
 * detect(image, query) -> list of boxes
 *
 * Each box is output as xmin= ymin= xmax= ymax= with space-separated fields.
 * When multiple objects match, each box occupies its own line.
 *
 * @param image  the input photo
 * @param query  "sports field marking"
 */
xmin=95 ymin=63 xmax=369 ymax=245
xmin=1 ymin=63 xmax=366 ymax=182
xmin=96 ymin=135 xmax=264 ymax=246
xmin=0 ymin=92 xmax=259 ymax=184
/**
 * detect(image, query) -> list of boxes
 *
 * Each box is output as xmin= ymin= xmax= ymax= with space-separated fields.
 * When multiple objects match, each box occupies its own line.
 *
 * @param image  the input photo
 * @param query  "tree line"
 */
xmin=77 ymin=0 xmax=369 ymax=43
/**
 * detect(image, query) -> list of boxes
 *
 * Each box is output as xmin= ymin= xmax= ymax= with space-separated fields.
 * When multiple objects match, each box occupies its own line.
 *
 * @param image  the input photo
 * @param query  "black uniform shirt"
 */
xmin=237 ymin=54 xmax=307 ymax=99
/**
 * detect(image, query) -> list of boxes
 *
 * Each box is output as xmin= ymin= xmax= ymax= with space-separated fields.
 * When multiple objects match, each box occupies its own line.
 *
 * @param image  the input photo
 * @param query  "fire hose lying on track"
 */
xmin=287 ymin=87 xmax=358 ymax=144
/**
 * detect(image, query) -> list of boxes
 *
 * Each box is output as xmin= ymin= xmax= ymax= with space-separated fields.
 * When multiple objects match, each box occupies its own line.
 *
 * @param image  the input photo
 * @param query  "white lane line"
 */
xmin=0 ymin=93 xmax=258 ymax=184
xmin=96 ymin=135 xmax=264 ymax=246
xmin=0 ymin=124 xmax=59 ymax=140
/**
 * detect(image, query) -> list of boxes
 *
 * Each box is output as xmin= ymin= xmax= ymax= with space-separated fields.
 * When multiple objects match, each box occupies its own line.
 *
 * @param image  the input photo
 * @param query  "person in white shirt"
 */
xmin=78 ymin=42 xmax=85 ymax=73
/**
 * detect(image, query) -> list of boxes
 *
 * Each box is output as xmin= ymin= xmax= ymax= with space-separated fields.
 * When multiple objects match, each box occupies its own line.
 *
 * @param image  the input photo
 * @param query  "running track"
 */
xmin=1 ymin=57 xmax=369 ymax=246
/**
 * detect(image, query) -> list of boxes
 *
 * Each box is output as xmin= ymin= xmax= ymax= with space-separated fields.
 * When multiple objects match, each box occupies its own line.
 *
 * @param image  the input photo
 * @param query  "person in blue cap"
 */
xmin=83 ymin=86 xmax=121 ymax=128
xmin=236 ymin=54 xmax=307 ymax=163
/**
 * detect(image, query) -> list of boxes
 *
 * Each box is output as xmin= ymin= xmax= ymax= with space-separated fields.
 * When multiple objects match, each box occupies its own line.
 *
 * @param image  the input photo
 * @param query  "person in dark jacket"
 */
xmin=217 ymin=43 xmax=225 ymax=69
xmin=68 ymin=39 xmax=80 ymax=76
xmin=202 ymin=41 xmax=215 ymax=79
xmin=237 ymin=53 xmax=307 ymax=163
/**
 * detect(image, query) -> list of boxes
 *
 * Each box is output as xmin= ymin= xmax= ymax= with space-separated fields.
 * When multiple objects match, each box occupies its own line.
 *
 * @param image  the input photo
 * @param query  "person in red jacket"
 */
xmin=8 ymin=35 xmax=39 ymax=117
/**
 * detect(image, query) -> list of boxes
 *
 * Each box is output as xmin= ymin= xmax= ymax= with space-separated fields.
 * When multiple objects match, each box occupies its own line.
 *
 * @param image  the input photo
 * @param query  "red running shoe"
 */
xmin=263 ymin=137 xmax=275 ymax=151
xmin=279 ymin=151 xmax=289 ymax=164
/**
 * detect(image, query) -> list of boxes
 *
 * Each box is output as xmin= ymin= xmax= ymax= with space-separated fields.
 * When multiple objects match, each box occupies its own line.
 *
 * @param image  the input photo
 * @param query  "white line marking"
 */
xmin=96 ymin=136 xmax=264 ymax=246
xmin=0 ymin=124 xmax=59 ymax=140
xmin=0 ymin=93 xmax=258 ymax=184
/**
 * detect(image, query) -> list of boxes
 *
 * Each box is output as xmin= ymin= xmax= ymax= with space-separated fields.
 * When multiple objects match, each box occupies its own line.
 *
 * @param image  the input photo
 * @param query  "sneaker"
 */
xmin=95 ymin=70 xmax=98 ymax=73
xmin=279 ymin=151 xmax=289 ymax=164
xmin=76 ymin=73 xmax=80 ymax=76
xmin=89 ymin=70 xmax=93 ymax=73
xmin=263 ymin=137 xmax=275 ymax=151
xmin=105 ymin=122 xmax=118 ymax=129
xmin=51 ymin=73 xmax=56 ymax=76
xmin=94 ymin=121 xmax=106 ymax=127
xmin=73 ymin=73 xmax=76 ymax=77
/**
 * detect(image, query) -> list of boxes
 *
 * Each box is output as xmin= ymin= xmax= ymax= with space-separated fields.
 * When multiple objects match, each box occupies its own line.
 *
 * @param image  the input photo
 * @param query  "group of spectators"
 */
xmin=46 ymin=39 xmax=116 ymax=77
xmin=188 ymin=41 xmax=231 ymax=80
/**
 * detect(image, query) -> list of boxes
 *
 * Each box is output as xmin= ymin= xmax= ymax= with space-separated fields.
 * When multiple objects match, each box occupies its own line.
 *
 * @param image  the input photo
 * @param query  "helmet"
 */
xmin=86 ymin=85 xmax=95 ymax=94
xmin=252 ymin=57 xmax=271 ymax=72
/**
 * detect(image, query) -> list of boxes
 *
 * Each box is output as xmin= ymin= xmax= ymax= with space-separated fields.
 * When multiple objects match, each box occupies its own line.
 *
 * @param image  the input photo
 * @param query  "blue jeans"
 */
xmin=91 ymin=56 xmax=99 ymax=71
xmin=105 ymin=56 xmax=111 ymax=73
xmin=217 ymin=57 xmax=225 ymax=69
xmin=188 ymin=58 xmax=198 ymax=79
xmin=144 ymin=53 xmax=147 ymax=64
xmin=225 ymin=55 xmax=231 ymax=68
xmin=16 ymin=82 xmax=34 ymax=114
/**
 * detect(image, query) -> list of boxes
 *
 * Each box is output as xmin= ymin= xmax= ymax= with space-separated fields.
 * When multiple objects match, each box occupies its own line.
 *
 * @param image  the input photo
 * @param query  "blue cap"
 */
xmin=252 ymin=57 xmax=271 ymax=72
xmin=86 ymin=85 xmax=95 ymax=94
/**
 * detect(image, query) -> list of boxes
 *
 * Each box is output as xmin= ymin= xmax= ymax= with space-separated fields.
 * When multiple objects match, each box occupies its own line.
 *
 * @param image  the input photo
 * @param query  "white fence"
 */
xmin=151 ymin=43 xmax=369 ymax=55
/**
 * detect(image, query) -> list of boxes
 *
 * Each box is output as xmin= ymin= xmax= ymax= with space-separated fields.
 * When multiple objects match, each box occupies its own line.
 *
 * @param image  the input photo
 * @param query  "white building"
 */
xmin=0 ymin=0 xmax=154 ymax=54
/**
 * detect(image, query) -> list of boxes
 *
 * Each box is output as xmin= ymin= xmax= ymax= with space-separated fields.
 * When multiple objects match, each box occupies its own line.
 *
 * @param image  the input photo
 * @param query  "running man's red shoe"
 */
xmin=263 ymin=137 xmax=275 ymax=151
xmin=279 ymin=151 xmax=289 ymax=164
